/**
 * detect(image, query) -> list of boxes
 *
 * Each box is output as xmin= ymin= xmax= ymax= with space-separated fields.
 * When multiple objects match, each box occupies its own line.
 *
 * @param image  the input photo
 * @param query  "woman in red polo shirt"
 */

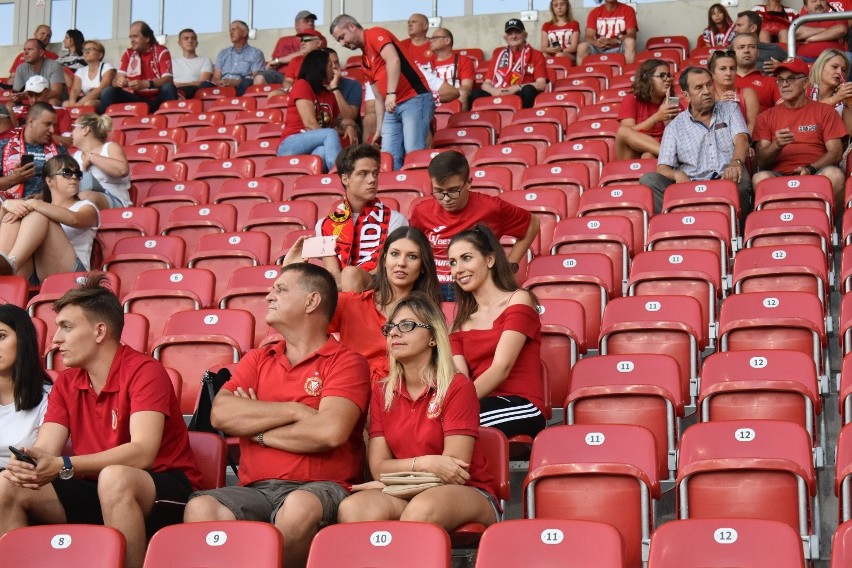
xmin=615 ymin=58 xmax=680 ymax=160
xmin=337 ymin=293 xmax=499 ymax=530
xmin=447 ymin=225 xmax=545 ymax=439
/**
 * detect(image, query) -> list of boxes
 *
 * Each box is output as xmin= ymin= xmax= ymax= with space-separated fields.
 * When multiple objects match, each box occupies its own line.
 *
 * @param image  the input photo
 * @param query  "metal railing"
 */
xmin=787 ymin=10 xmax=852 ymax=59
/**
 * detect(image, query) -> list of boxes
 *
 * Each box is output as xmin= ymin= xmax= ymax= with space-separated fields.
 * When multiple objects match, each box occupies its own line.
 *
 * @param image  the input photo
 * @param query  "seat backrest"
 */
xmin=143 ymin=521 xmax=282 ymax=568
xmin=0 ymin=275 xmax=29 ymax=308
xmin=188 ymin=431 xmax=227 ymax=490
xmin=0 ymin=524 xmax=126 ymax=568
xmin=832 ymin=520 xmax=852 ymax=568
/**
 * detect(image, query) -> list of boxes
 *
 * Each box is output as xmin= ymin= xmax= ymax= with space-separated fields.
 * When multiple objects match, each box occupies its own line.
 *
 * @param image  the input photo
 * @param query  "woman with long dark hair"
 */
xmin=58 ymin=29 xmax=86 ymax=74
xmin=698 ymin=3 xmax=735 ymax=48
xmin=615 ymin=58 xmax=680 ymax=160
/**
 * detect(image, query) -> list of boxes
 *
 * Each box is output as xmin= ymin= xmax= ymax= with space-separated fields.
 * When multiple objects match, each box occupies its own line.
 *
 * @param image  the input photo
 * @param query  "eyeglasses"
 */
xmin=651 ymin=72 xmax=673 ymax=80
xmin=54 ymin=168 xmax=83 ymax=180
xmin=381 ymin=320 xmax=433 ymax=336
xmin=776 ymin=75 xmax=805 ymax=85
xmin=432 ymin=181 xmax=467 ymax=200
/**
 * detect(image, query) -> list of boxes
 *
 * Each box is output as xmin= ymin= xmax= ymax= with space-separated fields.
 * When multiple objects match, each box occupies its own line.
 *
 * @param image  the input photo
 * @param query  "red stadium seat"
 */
xmin=141 ymin=181 xmax=211 ymax=231
xmin=187 ymin=232 xmax=271 ymax=299
xmin=431 ymin=126 xmax=492 ymax=160
xmin=755 ymin=175 xmax=833 ymax=219
xmin=176 ymin=111 xmax=226 ymax=139
xmin=497 ymin=123 xmax=560 ymax=162
xmin=97 ymin=208 xmax=160 ymax=261
xmin=455 ymin=47 xmax=485 ymax=67
xmin=731 ymin=244 xmax=828 ymax=312
xmin=581 ymin=52 xmax=626 ymax=72
xmin=447 ymin=110 xmax=503 ymax=144
xmin=537 ymin=298 xmax=587 ymax=416
xmin=307 ymin=522 xmax=450 ymax=568
xmin=376 ymin=170 xmax=428 ymax=214
xmin=840 ymin=294 xmax=852 ymax=356
xmin=130 ymin=162 xmax=187 ymax=202
xmin=232 ymin=108 xmax=283 ymax=139
xmin=102 ymin=236 xmax=186 ymax=297
xmin=232 ymin=139 xmax=278 ymax=164
xmin=469 ymin=166 xmax=514 ymax=196
xmin=162 ymin=203 xmax=238 ymax=254
xmin=661 ymin=179 xmax=742 ymax=246
xmin=117 ymin=115 xmax=168 ymax=145
xmin=744 ymin=208 xmax=832 ymax=260
xmin=192 ymin=158 xmax=256 ymax=197
xmin=290 ymin=174 xmax=345 ymax=215
xmin=544 ymin=139 xmax=609 ymax=187
xmin=545 ymin=56 xmax=571 ymax=82
xmin=154 ymin=98 xmax=203 ymax=126
xmin=577 ymin=101 xmax=621 ymax=120
xmin=194 ymin=85 xmax=237 ymax=110
xmin=0 ymin=275 xmax=28 ymax=307
xmin=552 ymin=76 xmax=600 ymax=104
xmin=578 ymin=185 xmax=654 ymax=250
xmin=832 ymin=520 xmax=852 ymax=567
xmin=218 ymin=265 xmax=280 ymax=348
xmin=104 ymin=101 xmax=148 ymax=118
xmin=401 ymin=149 xmax=447 ymax=172
xmin=132 ymin=127 xmax=187 ymax=150
xmin=566 ymin=63 xmax=614 ymax=90
xmin=173 ymin=141 xmax=231 ymax=179
xmin=597 ymin=88 xmax=631 ymax=104
xmin=510 ymin=106 xmax=572 ymax=140
xmin=500 ymin=188 xmax=571 ymax=253
xmin=550 ymin=216 xmax=634 ymax=294
xmin=471 ymin=94 xmax=523 ymax=125
xmin=533 ymin=91 xmax=584 ymax=126
xmin=240 ymin=200 xmax=317 ymax=251
xmin=645 ymin=35 xmax=689 ymax=57
xmin=472 ymin=143 xmax=538 ymax=187
xmin=143 ymin=521 xmax=281 ymax=568
xmin=0 ymin=525 xmax=126 ymax=568
xmin=211 ymin=177 xmax=284 ymax=228
xmin=598 ymin=158 xmax=657 ymax=187
xmin=433 ymin=98 xmax=461 ymax=131
xmin=836 ymin=424 xmax=852 ymax=521
xmin=125 ymin=143 xmax=169 ymax=164
xmin=517 ymin=162 xmax=589 ymax=212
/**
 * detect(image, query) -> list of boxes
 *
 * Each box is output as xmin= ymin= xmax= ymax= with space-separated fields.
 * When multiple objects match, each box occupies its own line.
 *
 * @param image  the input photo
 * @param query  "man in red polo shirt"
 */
xmin=400 ymin=13 xmax=433 ymax=66
xmin=732 ymin=32 xmax=781 ymax=113
xmin=796 ymin=0 xmax=849 ymax=60
xmin=184 ymin=263 xmax=370 ymax=568
xmin=0 ymin=273 xmax=201 ymax=568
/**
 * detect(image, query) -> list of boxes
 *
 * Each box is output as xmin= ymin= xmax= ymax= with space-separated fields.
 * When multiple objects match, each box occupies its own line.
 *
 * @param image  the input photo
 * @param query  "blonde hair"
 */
xmin=381 ymin=292 xmax=455 ymax=411
xmin=75 ymin=113 xmax=113 ymax=142
xmin=809 ymin=49 xmax=849 ymax=89
xmin=83 ymin=40 xmax=105 ymax=59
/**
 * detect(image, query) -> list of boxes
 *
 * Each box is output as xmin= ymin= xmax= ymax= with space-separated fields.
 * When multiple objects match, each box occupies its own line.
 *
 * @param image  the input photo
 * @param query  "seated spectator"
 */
xmin=0 ymin=273 xmax=201 ymax=568
xmin=16 ymin=77 xmax=73 ymax=147
xmin=732 ymin=32 xmax=782 ymax=112
xmin=258 ymin=11 xmax=327 ymax=85
xmin=400 ymin=13 xmax=433 ymax=67
xmin=98 ymin=21 xmax=177 ymax=114
xmin=0 ymin=155 xmax=98 ymax=279
xmin=71 ymin=113 xmax=131 ymax=209
xmin=796 ymin=0 xmax=850 ymax=63
xmin=410 ymin=151 xmax=539 ymax=302
xmin=448 ymin=225 xmax=546 ymax=440
xmin=639 ymin=67 xmax=751 ymax=213
xmin=541 ymin=0 xmax=580 ymax=61
xmin=0 ymin=304 xmax=51 ymax=469
xmin=429 ymin=27 xmax=475 ymax=110
xmin=709 ymin=50 xmax=759 ymax=132
xmin=326 ymin=48 xmax=362 ymax=123
xmin=472 ymin=19 xmax=547 ymax=109
xmin=8 ymin=26 xmax=58 ymax=76
xmin=276 ymin=49 xmax=358 ymax=173
xmin=64 ymin=41 xmax=116 ymax=109
xmin=0 ymin=107 xmax=12 ymax=139
xmin=278 ymin=30 xmax=326 ymax=91
xmin=733 ymin=10 xmax=788 ymax=73
xmin=577 ymin=0 xmax=637 ymax=64
xmin=698 ymin=3 xmax=735 ymax=48
xmin=57 ymin=29 xmax=86 ymax=76
xmin=0 ymin=103 xmax=67 ymax=200
xmin=615 ymin=59 xmax=679 ymax=160
xmin=809 ymin=49 xmax=852 ymax=134
xmin=315 ymin=144 xmax=408 ymax=291
xmin=184 ymin=263 xmax=370 ymax=568
xmin=201 ymin=21 xmax=264 ymax=96
xmin=171 ymin=28 xmax=213 ymax=100
xmin=754 ymin=1 xmax=797 ymax=45
xmin=753 ymin=58 xmax=847 ymax=206
xmin=337 ymin=293 xmax=499 ymax=531
xmin=10 ymin=39 xmax=66 ymax=108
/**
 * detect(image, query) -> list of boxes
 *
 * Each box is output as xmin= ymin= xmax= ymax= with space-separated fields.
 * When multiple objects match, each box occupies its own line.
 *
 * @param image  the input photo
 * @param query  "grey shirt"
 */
xmin=13 ymin=58 xmax=66 ymax=92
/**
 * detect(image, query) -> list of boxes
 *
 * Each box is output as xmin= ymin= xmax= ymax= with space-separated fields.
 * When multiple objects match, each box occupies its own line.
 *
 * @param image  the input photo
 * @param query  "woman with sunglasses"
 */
xmin=615 ymin=58 xmax=680 ymax=160
xmin=337 ymin=293 xmax=499 ymax=531
xmin=709 ymin=50 xmax=758 ymax=133
xmin=0 ymin=155 xmax=99 ymax=280
xmin=285 ymin=226 xmax=441 ymax=382
xmin=71 ymin=113 xmax=131 ymax=209
xmin=447 ymin=225 xmax=545 ymax=439
xmin=809 ymin=49 xmax=852 ymax=135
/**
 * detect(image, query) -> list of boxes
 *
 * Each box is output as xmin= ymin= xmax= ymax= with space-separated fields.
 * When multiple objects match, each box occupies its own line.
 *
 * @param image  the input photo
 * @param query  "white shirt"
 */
xmin=0 ymin=384 xmax=51 ymax=468
xmin=172 ymin=55 xmax=214 ymax=84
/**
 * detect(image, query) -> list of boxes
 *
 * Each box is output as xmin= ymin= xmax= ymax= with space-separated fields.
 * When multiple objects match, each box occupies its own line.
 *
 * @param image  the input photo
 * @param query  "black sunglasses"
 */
xmin=54 ymin=168 xmax=83 ymax=180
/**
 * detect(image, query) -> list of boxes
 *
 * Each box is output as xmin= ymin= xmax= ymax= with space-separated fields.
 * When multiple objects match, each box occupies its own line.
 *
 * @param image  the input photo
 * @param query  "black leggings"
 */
xmin=480 ymin=395 xmax=546 ymax=439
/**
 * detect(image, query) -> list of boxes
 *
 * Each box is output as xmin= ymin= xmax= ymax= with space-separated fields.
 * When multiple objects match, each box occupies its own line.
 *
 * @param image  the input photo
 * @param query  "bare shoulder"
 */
xmin=507 ymin=288 xmax=536 ymax=308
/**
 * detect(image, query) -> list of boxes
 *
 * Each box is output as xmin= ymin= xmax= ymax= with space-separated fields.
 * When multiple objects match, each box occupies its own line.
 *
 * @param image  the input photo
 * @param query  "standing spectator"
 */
xmin=57 ymin=30 xmax=85 ymax=74
xmin=733 ymin=11 xmax=788 ymax=72
xmin=429 ymin=27 xmax=475 ymax=110
xmin=0 ymin=103 xmax=67 ymax=199
xmin=71 ymin=113 xmax=131 ymax=209
xmin=331 ymin=14 xmax=434 ymax=170
xmin=8 ymin=26 xmax=58 ymax=76
xmin=753 ymin=58 xmax=847 ymax=205
xmin=400 ymin=13 xmax=432 ymax=67
xmin=98 ymin=21 xmax=177 ymax=114
xmin=732 ymin=32 xmax=782 ymax=112
xmin=257 ymin=11 xmax=326 ymax=85
xmin=577 ymin=0 xmax=638 ymax=64
xmin=754 ymin=1 xmax=798 ymax=45
xmin=10 ymin=39 xmax=66 ymax=107
xmin=638 ymin=67 xmax=751 ymax=213
xmin=473 ymin=19 xmax=547 ymax=109
xmin=201 ymin=21 xmax=264 ymax=96
xmin=698 ymin=3 xmax=735 ymax=48
xmin=795 ymin=0 xmax=850 ymax=62
xmin=808 ymin=49 xmax=852 ymax=134
xmin=64 ymin=41 xmax=115 ymax=109
xmin=541 ymin=0 xmax=580 ymax=61
xmin=709 ymin=50 xmax=759 ymax=133
xmin=615 ymin=59 xmax=679 ymax=160
xmin=171 ymin=28 xmax=213 ymax=100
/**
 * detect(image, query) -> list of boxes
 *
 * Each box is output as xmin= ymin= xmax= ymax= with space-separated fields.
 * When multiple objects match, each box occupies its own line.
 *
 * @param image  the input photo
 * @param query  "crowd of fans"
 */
xmin=0 ymin=0 xmax=851 ymax=566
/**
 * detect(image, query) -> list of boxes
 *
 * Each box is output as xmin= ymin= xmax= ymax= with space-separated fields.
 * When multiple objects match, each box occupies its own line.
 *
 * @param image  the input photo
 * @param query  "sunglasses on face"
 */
xmin=54 ymin=168 xmax=83 ymax=180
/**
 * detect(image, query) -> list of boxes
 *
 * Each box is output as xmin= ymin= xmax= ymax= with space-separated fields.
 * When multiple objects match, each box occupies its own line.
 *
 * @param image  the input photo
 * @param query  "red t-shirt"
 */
xmin=586 ymin=1 xmax=639 ymax=38
xmin=44 ymin=345 xmax=202 ymax=489
xmin=362 ymin=27 xmax=430 ymax=104
xmin=753 ymin=99 xmax=848 ymax=174
xmin=409 ymin=191 xmax=533 ymax=283
xmin=736 ymin=70 xmax=780 ymax=113
xmin=284 ymin=55 xmax=305 ymax=82
xmin=400 ymin=38 xmax=433 ymax=66
xmin=368 ymin=373 xmax=496 ymax=501
xmin=796 ymin=13 xmax=846 ymax=58
xmin=542 ymin=21 xmax=581 ymax=50
xmin=450 ymin=304 xmax=545 ymax=413
xmin=431 ymin=53 xmax=476 ymax=88
xmin=118 ymin=44 xmax=173 ymax=100
xmin=617 ymin=94 xmax=666 ymax=140
xmin=328 ymin=290 xmax=389 ymax=383
xmin=487 ymin=45 xmax=548 ymax=88
xmin=281 ymin=78 xmax=339 ymax=140
xmin=223 ymin=337 xmax=370 ymax=488
xmin=8 ymin=50 xmax=58 ymax=75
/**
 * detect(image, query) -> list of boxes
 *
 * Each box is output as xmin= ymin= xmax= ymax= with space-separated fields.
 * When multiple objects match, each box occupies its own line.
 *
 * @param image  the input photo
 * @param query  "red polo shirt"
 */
xmin=735 ymin=70 xmax=781 ymax=113
xmin=362 ymin=27 xmax=430 ymax=104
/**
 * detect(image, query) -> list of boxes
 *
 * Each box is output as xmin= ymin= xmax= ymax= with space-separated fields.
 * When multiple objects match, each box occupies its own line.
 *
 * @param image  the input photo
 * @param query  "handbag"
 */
xmin=379 ymin=471 xmax=443 ymax=499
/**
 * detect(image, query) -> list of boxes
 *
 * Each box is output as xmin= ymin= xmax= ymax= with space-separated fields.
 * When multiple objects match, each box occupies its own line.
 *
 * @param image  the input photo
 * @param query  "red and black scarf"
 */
xmin=320 ymin=199 xmax=391 ymax=272
xmin=1 ymin=128 xmax=60 ymax=200
xmin=492 ymin=44 xmax=532 ymax=89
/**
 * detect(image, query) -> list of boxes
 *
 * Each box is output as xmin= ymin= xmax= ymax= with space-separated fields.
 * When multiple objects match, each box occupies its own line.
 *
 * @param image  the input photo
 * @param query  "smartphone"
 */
xmin=20 ymin=154 xmax=34 ymax=167
xmin=302 ymin=236 xmax=338 ymax=258
xmin=550 ymin=40 xmax=561 ymax=48
xmin=8 ymin=446 xmax=37 ymax=466
xmin=667 ymin=96 xmax=680 ymax=106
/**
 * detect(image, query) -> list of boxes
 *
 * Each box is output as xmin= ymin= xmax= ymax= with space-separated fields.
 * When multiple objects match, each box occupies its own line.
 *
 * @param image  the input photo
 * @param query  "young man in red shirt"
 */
xmin=184 ymin=263 xmax=370 ymax=568
xmin=0 ymin=273 xmax=201 ymax=568
xmin=732 ymin=32 xmax=781 ymax=113
xmin=410 ymin=150 xmax=539 ymax=301
xmin=577 ymin=0 xmax=638 ymax=64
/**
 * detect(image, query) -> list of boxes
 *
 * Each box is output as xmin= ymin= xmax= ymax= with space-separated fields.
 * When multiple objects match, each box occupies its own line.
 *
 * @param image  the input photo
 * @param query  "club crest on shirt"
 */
xmin=304 ymin=373 xmax=323 ymax=396
xmin=426 ymin=394 xmax=442 ymax=419
xmin=111 ymin=409 xmax=118 ymax=431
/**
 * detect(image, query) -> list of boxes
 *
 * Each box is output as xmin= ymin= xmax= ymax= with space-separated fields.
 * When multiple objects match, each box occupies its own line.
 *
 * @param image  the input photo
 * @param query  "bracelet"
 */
xmin=387 ymin=91 xmax=396 ymax=95
xmin=331 ymin=86 xmax=340 ymax=92
xmin=803 ymin=164 xmax=817 ymax=175
xmin=411 ymin=457 xmax=417 ymax=471
xmin=256 ymin=431 xmax=265 ymax=446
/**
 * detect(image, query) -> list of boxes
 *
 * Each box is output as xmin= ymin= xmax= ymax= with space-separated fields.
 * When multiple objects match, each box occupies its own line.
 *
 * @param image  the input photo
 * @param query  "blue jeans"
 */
xmin=277 ymin=128 xmax=342 ymax=173
xmin=382 ymin=92 xmax=435 ymax=170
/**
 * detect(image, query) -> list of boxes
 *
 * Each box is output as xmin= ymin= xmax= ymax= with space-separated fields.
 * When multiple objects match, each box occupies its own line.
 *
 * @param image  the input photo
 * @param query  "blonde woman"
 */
xmin=64 ymin=41 xmax=115 ymax=109
xmin=337 ymin=293 xmax=499 ymax=531
xmin=809 ymin=49 xmax=852 ymax=135
xmin=71 ymin=113 xmax=131 ymax=209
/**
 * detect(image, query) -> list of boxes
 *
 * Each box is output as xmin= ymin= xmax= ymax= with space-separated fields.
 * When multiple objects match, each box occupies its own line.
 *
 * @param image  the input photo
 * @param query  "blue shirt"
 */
xmin=214 ymin=44 xmax=265 ymax=80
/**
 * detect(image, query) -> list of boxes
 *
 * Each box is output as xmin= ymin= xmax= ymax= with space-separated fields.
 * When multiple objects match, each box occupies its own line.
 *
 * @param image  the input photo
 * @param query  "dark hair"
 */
xmin=280 ymin=263 xmax=338 ymax=321
xmin=428 ymin=150 xmax=469 ymax=183
xmin=132 ymin=21 xmax=157 ymax=45
xmin=39 ymin=155 xmax=81 ymax=203
xmin=707 ymin=3 xmax=732 ymax=33
xmin=65 ymin=29 xmax=84 ymax=55
xmin=335 ymin=143 xmax=381 ymax=178
xmin=53 ymin=272 xmax=124 ymax=340
xmin=708 ymin=50 xmax=736 ymax=73
xmin=632 ymin=59 xmax=669 ymax=102
xmin=27 ymin=101 xmax=56 ymax=122
xmin=299 ymin=49 xmax=331 ymax=93
xmin=0 ymin=305 xmax=51 ymax=411
xmin=374 ymin=226 xmax=441 ymax=309
xmin=449 ymin=225 xmax=533 ymax=331
xmin=178 ymin=28 xmax=196 ymax=38
xmin=737 ymin=10 xmax=762 ymax=34
xmin=678 ymin=66 xmax=712 ymax=93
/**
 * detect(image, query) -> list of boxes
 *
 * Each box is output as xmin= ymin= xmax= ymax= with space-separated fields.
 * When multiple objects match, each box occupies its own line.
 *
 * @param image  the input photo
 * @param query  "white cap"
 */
xmin=24 ymin=75 xmax=49 ymax=93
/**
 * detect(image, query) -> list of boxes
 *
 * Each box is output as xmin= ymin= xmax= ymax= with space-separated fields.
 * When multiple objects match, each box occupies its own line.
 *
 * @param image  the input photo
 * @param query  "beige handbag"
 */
xmin=380 ymin=471 xmax=443 ymax=499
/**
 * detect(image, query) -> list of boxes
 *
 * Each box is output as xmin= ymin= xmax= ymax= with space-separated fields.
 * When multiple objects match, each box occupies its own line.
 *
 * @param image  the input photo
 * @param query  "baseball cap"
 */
xmin=505 ymin=19 xmax=525 ymax=33
xmin=298 ymin=29 xmax=324 ymax=40
xmin=773 ymin=58 xmax=809 ymax=76
xmin=24 ymin=75 xmax=49 ymax=94
xmin=295 ymin=10 xmax=317 ymax=21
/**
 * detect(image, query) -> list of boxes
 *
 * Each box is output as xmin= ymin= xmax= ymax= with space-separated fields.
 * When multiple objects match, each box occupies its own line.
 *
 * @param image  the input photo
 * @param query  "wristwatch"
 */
xmin=59 ymin=456 xmax=74 ymax=480
xmin=510 ymin=262 xmax=520 ymax=274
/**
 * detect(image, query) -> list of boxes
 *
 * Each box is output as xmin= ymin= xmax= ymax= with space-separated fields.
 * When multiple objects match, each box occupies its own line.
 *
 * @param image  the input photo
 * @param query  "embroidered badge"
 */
xmin=304 ymin=373 xmax=323 ymax=396
xmin=111 ymin=409 xmax=118 ymax=431
xmin=426 ymin=394 xmax=442 ymax=419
